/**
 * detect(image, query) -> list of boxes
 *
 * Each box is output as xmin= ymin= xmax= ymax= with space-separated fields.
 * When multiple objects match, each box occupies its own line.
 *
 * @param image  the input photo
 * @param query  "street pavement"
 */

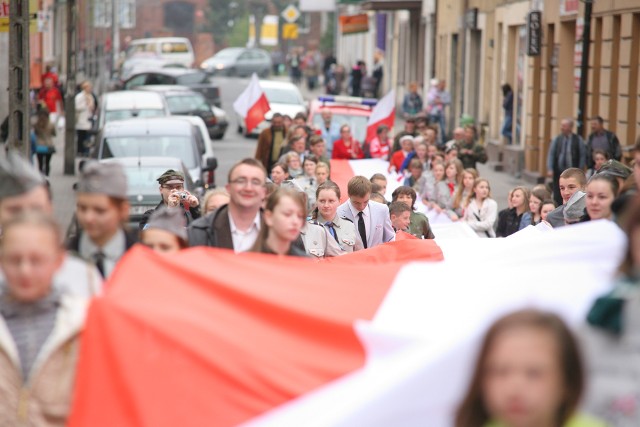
xmin=30 ymin=74 xmax=524 ymax=230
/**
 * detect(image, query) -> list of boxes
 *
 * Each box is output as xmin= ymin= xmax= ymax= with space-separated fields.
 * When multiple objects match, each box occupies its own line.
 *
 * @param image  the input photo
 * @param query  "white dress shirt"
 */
xmin=347 ymin=200 xmax=371 ymax=243
xmin=229 ymin=211 xmax=261 ymax=253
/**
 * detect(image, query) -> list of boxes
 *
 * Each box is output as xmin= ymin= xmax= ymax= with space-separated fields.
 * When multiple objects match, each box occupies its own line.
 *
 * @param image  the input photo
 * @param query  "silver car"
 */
xmin=200 ymin=47 xmax=272 ymax=77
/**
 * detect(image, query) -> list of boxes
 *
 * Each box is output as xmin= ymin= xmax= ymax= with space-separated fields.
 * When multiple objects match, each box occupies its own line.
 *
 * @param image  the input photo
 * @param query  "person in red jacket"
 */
xmin=389 ymin=135 xmax=415 ymax=173
xmin=332 ymin=124 xmax=364 ymax=160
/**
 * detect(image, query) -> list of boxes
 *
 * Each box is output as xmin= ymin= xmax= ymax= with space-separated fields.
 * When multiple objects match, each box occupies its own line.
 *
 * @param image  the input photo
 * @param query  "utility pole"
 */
xmin=111 ymin=0 xmax=119 ymax=77
xmin=8 ymin=0 xmax=32 ymax=157
xmin=576 ymin=0 xmax=593 ymax=138
xmin=63 ymin=0 xmax=77 ymax=175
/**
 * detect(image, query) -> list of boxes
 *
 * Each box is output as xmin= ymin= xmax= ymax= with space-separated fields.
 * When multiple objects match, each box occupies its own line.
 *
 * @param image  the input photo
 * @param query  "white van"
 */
xmin=97 ymin=90 xmax=170 ymax=130
xmin=126 ymin=37 xmax=195 ymax=69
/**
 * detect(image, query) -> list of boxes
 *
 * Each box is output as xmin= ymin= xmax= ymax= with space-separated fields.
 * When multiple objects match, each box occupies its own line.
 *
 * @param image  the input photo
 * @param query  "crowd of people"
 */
xmin=1 ymin=83 xmax=640 ymax=423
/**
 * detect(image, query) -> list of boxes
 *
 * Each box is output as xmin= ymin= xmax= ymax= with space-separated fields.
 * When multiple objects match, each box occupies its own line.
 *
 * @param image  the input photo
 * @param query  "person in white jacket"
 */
xmin=74 ymin=81 xmax=96 ymax=156
xmin=463 ymin=178 xmax=497 ymax=238
xmin=0 ymin=212 xmax=88 ymax=426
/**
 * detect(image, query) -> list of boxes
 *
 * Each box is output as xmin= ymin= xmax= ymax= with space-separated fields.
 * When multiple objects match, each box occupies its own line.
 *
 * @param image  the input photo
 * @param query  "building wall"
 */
xmin=436 ymin=0 xmax=640 ymax=178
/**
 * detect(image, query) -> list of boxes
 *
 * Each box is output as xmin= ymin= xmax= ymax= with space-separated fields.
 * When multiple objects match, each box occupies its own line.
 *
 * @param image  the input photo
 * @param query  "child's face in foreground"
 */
xmin=482 ymin=326 xmax=565 ymax=427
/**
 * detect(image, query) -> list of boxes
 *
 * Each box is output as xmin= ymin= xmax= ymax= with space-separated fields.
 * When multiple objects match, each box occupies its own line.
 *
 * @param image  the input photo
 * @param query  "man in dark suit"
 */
xmin=336 ymin=176 xmax=395 ymax=250
xmin=188 ymin=158 xmax=266 ymax=251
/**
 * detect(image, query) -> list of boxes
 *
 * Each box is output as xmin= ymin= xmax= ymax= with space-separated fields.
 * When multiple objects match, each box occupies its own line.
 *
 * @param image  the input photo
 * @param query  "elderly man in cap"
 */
xmin=67 ymin=161 xmax=137 ymax=278
xmin=141 ymin=206 xmax=188 ymax=253
xmin=139 ymin=169 xmax=200 ymax=231
xmin=0 ymin=151 xmax=102 ymax=297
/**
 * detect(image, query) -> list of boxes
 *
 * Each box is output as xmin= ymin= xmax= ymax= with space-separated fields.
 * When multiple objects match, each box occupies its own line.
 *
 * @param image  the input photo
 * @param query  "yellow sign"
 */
xmin=281 ymin=5 xmax=300 ymax=23
xmin=282 ymin=23 xmax=298 ymax=40
xmin=0 ymin=0 xmax=39 ymax=33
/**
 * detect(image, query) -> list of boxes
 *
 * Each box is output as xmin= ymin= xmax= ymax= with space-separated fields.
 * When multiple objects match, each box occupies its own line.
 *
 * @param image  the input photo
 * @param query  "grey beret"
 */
xmin=279 ymin=179 xmax=305 ymax=193
xmin=76 ymin=161 xmax=128 ymax=199
xmin=143 ymin=207 xmax=188 ymax=242
xmin=598 ymin=160 xmax=632 ymax=179
xmin=0 ymin=151 xmax=46 ymax=199
xmin=564 ymin=190 xmax=586 ymax=222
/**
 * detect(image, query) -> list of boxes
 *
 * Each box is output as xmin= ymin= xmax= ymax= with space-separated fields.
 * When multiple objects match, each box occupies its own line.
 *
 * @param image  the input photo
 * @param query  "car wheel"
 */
xmin=259 ymin=68 xmax=269 ymax=78
xmin=214 ymin=132 xmax=225 ymax=140
xmin=237 ymin=124 xmax=243 ymax=134
xmin=227 ymin=67 xmax=237 ymax=77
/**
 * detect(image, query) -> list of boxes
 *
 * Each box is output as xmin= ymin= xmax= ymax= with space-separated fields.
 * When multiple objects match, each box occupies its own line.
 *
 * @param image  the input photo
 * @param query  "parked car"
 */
xmin=119 ymin=68 xmax=221 ymax=107
xmin=99 ymin=157 xmax=199 ymax=226
xmin=93 ymin=117 xmax=217 ymax=188
xmin=136 ymin=85 xmax=228 ymax=139
xmin=200 ymin=47 xmax=272 ymax=77
xmin=97 ymin=90 xmax=171 ymax=131
xmin=125 ymin=37 xmax=195 ymax=69
xmin=236 ymin=80 xmax=306 ymax=136
xmin=308 ymin=95 xmax=377 ymax=144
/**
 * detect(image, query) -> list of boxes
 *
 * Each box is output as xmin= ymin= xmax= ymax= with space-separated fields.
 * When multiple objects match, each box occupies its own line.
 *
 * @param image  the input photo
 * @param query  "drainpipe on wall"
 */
xmin=576 ymin=0 xmax=593 ymax=138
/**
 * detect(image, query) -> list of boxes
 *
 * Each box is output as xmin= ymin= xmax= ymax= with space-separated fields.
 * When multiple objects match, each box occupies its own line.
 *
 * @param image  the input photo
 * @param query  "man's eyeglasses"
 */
xmin=229 ymin=178 xmax=265 ymax=188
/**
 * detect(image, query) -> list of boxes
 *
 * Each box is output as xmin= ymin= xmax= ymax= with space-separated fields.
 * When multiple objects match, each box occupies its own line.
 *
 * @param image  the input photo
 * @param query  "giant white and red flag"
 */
xmin=67 ymin=221 xmax=625 ymax=427
xmin=233 ymin=73 xmax=271 ymax=134
xmin=365 ymin=89 xmax=396 ymax=143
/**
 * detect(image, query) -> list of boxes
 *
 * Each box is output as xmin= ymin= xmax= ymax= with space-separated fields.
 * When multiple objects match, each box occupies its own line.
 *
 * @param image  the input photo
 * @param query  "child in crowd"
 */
xmin=585 ymin=149 xmax=610 ymax=179
xmin=315 ymin=162 xmax=330 ymax=186
xmin=270 ymin=162 xmax=290 ymax=186
xmin=585 ymin=174 xmax=618 ymax=221
xmin=284 ymin=152 xmax=302 ymax=178
xmin=452 ymin=168 xmax=478 ymax=219
xmin=370 ymin=173 xmax=388 ymax=197
xmin=529 ymin=187 xmax=551 ymax=225
xmin=463 ymin=178 xmax=497 ymax=238
xmin=202 ymin=188 xmax=230 ymax=215
xmin=422 ymin=161 xmax=445 ymax=211
xmin=392 ymin=186 xmax=435 ymax=239
xmin=455 ymin=309 xmax=606 ymax=427
xmin=496 ymin=186 xmax=531 ymax=237
xmin=141 ymin=207 xmax=189 ymax=253
xmin=389 ymin=201 xmax=412 ymax=233
xmin=546 ymin=168 xmax=587 ymax=228
xmin=251 ymin=188 xmax=307 ymax=256
xmin=403 ymin=158 xmax=427 ymax=194
xmin=540 ymin=199 xmax=556 ymax=223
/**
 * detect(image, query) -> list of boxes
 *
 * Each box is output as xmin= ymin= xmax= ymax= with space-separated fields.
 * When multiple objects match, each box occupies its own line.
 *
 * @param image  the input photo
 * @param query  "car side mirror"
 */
xmin=203 ymin=157 xmax=217 ymax=172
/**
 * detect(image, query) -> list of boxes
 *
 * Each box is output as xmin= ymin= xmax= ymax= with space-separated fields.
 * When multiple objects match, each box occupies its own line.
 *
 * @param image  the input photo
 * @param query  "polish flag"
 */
xmin=365 ymin=89 xmax=396 ymax=143
xmin=67 ymin=221 xmax=624 ymax=427
xmin=233 ymin=73 xmax=271 ymax=134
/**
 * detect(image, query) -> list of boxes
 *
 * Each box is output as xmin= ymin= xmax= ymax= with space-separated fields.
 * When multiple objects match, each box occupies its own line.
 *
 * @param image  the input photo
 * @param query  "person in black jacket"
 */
xmin=496 ymin=186 xmax=532 ymax=237
xmin=138 ymin=169 xmax=200 ymax=231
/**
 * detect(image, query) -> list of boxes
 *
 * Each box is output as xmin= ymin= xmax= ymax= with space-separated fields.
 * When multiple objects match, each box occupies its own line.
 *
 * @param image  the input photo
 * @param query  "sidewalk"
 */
xmin=46 ymin=130 xmax=80 ymax=228
xmin=277 ymin=75 xmax=526 ymax=210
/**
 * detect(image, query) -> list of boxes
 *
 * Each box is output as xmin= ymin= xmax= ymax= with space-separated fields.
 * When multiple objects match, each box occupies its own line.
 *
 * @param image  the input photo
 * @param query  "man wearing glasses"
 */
xmin=139 ymin=169 xmax=201 ymax=231
xmin=188 ymin=158 xmax=267 ymax=251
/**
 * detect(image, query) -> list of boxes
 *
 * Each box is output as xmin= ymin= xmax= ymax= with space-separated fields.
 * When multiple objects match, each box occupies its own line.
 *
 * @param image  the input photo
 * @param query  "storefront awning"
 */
xmin=360 ymin=0 xmax=422 ymax=11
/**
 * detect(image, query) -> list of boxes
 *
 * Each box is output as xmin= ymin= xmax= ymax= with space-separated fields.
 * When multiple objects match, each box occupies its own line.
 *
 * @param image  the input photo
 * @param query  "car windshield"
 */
xmin=263 ymin=87 xmax=302 ymax=105
xmin=312 ymin=113 xmax=369 ymax=143
xmin=176 ymin=72 xmax=208 ymax=85
xmin=105 ymin=109 xmax=166 ymax=123
xmin=124 ymin=166 xmax=180 ymax=195
xmin=214 ymin=48 xmax=243 ymax=60
xmin=165 ymin=94 xmax=210 ymax=113
xmin=101 ymin=136 xmax=198 ymax=169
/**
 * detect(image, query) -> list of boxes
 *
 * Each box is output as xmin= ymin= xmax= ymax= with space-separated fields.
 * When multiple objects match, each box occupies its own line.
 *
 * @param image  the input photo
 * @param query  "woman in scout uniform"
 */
xmin=310 ymin=181 xmax=364 ymax=253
